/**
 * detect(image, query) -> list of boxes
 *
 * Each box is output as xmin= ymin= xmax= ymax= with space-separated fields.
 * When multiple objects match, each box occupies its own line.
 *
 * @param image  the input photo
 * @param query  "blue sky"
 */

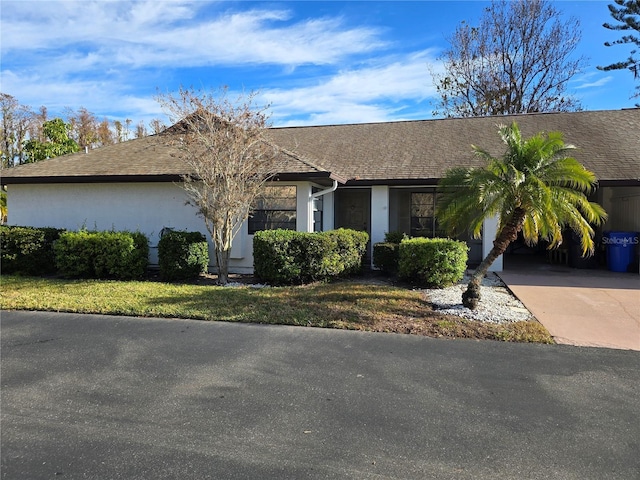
xmin=1 ymin=0 xmax=636 ymax=127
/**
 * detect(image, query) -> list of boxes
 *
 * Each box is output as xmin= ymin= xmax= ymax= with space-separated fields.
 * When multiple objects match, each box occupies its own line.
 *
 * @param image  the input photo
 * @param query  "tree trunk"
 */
xmin=212 ymin=218 xmax=235 ymax=286
xmin=462 ymin=208 xmax=526 ymax=310
xmin=215 ymin=247 xmax=231 ymax=285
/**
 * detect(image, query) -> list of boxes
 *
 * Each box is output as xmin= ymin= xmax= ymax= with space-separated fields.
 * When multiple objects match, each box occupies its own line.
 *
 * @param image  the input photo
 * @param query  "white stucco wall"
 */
xmin=7 ymin=181 xmax=507 ymax=274
xmin=482 ymin=215 xmax=502 ymax=272
xmin=296 ymin=183 xmax=313 ymax=232
xmin=7 ymin=182 xmax=198 ymax=237
xmin=7 ymin=181 xmax=317 ymax=274
xmin=370 ymin=185 xmax=389 ymax=248
xmin=7 ymin=182 xmax=233 ymax=269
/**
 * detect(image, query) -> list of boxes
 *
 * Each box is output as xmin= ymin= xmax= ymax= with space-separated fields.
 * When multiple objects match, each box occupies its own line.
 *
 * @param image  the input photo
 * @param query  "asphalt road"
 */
xmin=1 ymin=311 xmax=639 ymax=480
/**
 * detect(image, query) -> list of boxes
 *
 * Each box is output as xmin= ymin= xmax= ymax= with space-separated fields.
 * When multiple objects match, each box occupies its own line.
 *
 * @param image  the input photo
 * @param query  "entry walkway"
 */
xmin=498 ymin=264 xmax=640 ymax=350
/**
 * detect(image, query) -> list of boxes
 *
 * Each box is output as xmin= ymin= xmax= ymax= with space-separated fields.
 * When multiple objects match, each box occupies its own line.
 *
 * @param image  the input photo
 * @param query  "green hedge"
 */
xmin=253 ymin=228 xmax=369 ymax=285
xmin=54 ymin=230 xmax=149 ymax=280
xmin=373 ymin=242 xmax=400 ymax=275
xmin=373 ymin=232 xmax=409 ymax=275
xmin=157 ymin=230 xmax=209 ymax=281
xmin=0 ymin=225 xmax=64 ymax=275
xmin=398 ymin=237 xmax=468 ymax=288
xmin=383 ymin=231 xmax=408 ymax=244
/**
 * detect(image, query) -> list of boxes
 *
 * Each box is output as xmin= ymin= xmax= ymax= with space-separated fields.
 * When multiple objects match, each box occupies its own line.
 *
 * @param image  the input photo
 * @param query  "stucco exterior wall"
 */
xmin=370 ymin=185 xmax=389 ymax=248
xmin=7 ymin=180 xmax=505 ymax=273
xmin=6 ymin=181 xmax=319 ymax=274
xmin=7 ymin=182 xmax=198 ymax=237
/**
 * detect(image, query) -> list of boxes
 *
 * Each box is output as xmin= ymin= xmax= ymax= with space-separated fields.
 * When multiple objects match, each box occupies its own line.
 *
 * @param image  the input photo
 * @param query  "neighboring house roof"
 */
xmin=2 ymin=108 xmax=638 ymax=186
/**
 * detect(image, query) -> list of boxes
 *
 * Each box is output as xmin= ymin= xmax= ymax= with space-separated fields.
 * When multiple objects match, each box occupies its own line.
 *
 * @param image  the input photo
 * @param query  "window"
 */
xmin=248 ymin=186 xmax=297 ymax=234
xmin=389 ymin=188 xmax=445 ymax=237
xmin=312 ymin=187 xmax=323 ymax=232
xmin=410 ymin=192 xmax=436 ymax=237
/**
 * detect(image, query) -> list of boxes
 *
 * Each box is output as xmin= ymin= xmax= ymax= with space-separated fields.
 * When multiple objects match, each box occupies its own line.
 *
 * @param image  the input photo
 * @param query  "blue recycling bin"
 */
xmin=604 ymin=231 xmax=638 ymax=272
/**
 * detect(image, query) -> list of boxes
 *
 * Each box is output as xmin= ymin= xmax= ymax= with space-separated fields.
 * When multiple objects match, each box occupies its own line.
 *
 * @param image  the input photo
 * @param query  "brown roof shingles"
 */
xmin=2 ymin=109 xmax=638 ymax=185
xmin=268 ymin=108 xmax=640 ymax=183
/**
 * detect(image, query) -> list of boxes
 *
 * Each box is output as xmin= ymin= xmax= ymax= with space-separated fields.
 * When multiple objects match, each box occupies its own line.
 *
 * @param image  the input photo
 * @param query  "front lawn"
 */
xmin=0 ymin=275 xmax=553 ymax=343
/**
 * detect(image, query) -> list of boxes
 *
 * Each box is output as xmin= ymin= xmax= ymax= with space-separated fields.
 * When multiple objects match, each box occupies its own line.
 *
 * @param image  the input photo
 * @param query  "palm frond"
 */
xmin=436 ymin=121 xmax=606 ymax=255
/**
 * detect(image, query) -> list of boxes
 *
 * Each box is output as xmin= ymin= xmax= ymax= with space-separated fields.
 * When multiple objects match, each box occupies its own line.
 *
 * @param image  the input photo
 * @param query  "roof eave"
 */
xmin=1 ymin=174 xmax=185 ymax=185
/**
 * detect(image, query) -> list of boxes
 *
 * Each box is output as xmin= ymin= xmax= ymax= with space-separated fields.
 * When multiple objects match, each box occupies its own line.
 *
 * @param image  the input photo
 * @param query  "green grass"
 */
xmin=0 ymin=275 xmax=554 ymax=343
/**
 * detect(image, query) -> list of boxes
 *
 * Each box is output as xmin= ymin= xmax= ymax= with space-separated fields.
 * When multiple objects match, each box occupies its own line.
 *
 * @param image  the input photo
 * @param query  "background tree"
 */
xmin=135 ymin=120 xmax=147 ymax=139
xmin=599 ymin=0 xmax=640 ymax=101
xmin=66 ymin=107 xmax=99 ymax=150
xmin=1 ymin=93 xmax=34 ymax=168
xmin=114 ymin=119 xmax=133 ymax=142
xmin=157 ymin=87 xmax=279 ymax=285
xmin=432 ymin=0 xmax=585 ymax=117
xmin=27 ymin=106 xmax=48 ymax=144
xmin=149 ymin=118 xmax=167 ymax=135
xmin=23 ymin=118 xmax=79 ymax=163
xmin=436 ymin=123 xmax=606 ymax=309
xmin=97 ymin=118 xmax=116 ymax=146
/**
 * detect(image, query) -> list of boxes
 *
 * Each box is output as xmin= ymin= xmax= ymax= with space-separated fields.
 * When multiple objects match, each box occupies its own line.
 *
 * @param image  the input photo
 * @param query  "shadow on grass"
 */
xmin=144 ymin=281 xmax=436 ymax=328
xmin=1 ymin=275 xmax=553 ymax=342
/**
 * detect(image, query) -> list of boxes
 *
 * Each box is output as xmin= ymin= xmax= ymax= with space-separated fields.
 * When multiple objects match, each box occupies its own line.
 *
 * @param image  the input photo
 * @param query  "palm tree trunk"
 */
xmin=462 ymin=208 xmax=526 ymax=309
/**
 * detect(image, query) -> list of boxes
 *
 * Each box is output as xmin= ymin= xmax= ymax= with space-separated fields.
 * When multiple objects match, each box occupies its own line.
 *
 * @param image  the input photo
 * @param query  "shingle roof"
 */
xmin=2 ymin=108 xmax=638 ymax=185
xmin=0 ymin=129 xmax=337 ymax=184
xmin=268 ymin=108 xmax=640 ymax=184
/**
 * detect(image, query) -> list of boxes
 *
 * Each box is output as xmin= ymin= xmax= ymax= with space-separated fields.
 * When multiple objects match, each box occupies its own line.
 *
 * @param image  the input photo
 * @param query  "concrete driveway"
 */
xmin=2 ymin=311 xmax=639 ymax=479
xmin=498 ymin=267 xmax=640 ymax=351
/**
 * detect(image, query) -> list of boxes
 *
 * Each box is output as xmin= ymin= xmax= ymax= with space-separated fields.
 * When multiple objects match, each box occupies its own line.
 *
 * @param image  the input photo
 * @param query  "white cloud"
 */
xmin=2 ymin=1 xmax=383 ymax=69
xmin=0 ymin=1 xmax=442 ymax=126
xmin=0 ymin=69 xmax=166 ymax=124
xmin=575 ymin=76 xmax=614 ymax=90
xmin=264 ymin=50 xmax=444 ymax=125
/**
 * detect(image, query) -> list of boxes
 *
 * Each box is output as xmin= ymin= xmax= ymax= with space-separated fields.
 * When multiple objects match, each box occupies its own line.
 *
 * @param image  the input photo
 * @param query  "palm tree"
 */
xmin=436 ymin=122 xmax=607 ymax=309
xmin=0 ymin=187 xmax=7 ymax=224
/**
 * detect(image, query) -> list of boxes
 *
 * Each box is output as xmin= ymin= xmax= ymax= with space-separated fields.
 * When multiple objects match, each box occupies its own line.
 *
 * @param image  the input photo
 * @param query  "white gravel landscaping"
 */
xmin=423 ymin=272 xmax=534 ymax=324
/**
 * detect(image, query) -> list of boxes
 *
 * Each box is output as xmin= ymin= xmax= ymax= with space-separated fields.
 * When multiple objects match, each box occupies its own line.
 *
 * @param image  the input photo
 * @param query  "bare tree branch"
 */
xmin=431 ymin=0 xmax=586 ymax=118
xmin=157 ymin=86 xmax=279 ymax=284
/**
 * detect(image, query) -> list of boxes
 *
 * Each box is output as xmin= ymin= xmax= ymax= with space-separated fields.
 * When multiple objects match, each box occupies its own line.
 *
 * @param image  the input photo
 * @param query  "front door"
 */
xmin=334 ymin=189 xmax=371 ymax=265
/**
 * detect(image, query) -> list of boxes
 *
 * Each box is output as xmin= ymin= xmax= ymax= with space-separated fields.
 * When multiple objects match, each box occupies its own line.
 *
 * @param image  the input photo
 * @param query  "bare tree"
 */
xmin=66 ymin=107 xmax=99 ymax=149
xmin=149 ymin=118 xmax=167 ymax=135
xmin=1 ymin=93 xmax=34 ymax=168
xmin=27 ymin=106 xmax=48 ymax=144
xmin=157 ymin=87 xmax=280 ymax=284
xmin=135 ymin=120 xmax=147 ymax=139
xmin=431 ymin=0 xmax=586 ymax=117
xmin=97 ymin=118 xmax=116 ymax=146
xmin=114 ymin=119 xmax=133 ymax=142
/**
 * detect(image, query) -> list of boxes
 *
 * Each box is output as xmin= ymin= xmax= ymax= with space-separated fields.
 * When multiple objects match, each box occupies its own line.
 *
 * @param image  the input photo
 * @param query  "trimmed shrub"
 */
xmin=54 ymin=230 xmax=149 ymax=280
xmin=326 ymin=229 xmax=369 ymax=275
xmin=373 ymin=232 xmax=410 ymax=275
xmin=384 ymin=231 xmax=409 ymax=244
xmin=373 ymin=242 xmax=400 ymax=275
xmin=398 ymin=237 xmax=468 ymax=288
xmin=0 ymin=225 xmax=64 ymax=275
xmin=157 ymin=230 xmax=209 ymax=281
xmin=253 ymin=228 xmax=369 ymax=285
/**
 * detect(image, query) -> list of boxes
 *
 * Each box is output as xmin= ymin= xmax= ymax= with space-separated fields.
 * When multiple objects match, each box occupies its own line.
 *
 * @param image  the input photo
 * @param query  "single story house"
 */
xmin=2 ymin=108 xmax=639 ymax=273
